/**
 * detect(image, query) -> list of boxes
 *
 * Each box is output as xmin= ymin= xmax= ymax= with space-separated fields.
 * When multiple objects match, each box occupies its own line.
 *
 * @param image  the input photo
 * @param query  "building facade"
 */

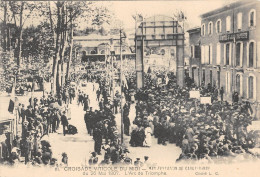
xmin=187 ymin=27 xmax=201 ymax=86
xmin=199 ymin=0 xmax=260 ymax=118
xmin=74 ymin=33 xmax=135 ymax=62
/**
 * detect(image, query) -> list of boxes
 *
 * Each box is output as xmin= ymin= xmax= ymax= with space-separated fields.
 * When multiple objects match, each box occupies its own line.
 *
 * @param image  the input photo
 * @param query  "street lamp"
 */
xmin=120 ymin=28 xmax=127 ymax=144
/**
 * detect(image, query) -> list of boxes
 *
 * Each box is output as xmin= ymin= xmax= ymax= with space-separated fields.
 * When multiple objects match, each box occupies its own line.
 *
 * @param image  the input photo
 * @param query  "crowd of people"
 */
xmin=127 ymin=67 xmax=260 ymax=163
xmin=1 ymin=60 xmax=260 ymax=167
xmin=1 ymin=85 xmax=75 ymax=166
xmin=78 ymin=73 xmax=136 ymax=166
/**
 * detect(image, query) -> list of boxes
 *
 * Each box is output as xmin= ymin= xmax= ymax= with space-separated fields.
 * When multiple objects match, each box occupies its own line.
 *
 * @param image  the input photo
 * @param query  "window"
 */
xmin=216 ymin=43 xmax=221 ymax=65
xmin=201 ymin=24 xmax=205 ymax=36
xmin=170 ymin=49 xmax=175 ymax=57
xmin=225 ymin=43 xmax=231 ymax=65
xmin=191 ymin=45 xmax=194 ymax=58
xmin=226 ymin=16 xmax=231 ymax=32
xmin=202 ymin=69 xmax=206 ymax=83
xmin=208 ymin=22 xmax=213 ymax=35
xmin=217 ymin=71 xmax=220 ymax=88
xmin=194 ymin=46 xmax=201 ymax=58
xmin=237 ymin=12 xmax=243 ymax=31
xmin=216 ymin=19 xmax=222 ymax=33
xmin=236 ymin=42 xmax=243 ymax=66
xmin=236 ymin=74 xmax=242 ymax=96
xmin=249 ymin=9 xmax=256 ymax=27
xmin=248 ymin=41 xmax=255 ymax=67
xmin=161 ymin=49 xmax=165 ymax=56
xmin=100 ymin=50 xmax=105 ymax=54
xmin=209 ymin=44 xmax=212 ymax=64
xmin=226 ymin=72 xmax=230 ymax=93
xmin=90 ymin=50 xmax=97 ymax=54
xmin=205 ymin=45 xmax=209 ymax=64
xmin=248 ymin=76 xmax=254 ymax=99
xmin=210 ymin=70 xmax=213 ymax=86
xmin=201 ymin=45 xmax=205 ymax=64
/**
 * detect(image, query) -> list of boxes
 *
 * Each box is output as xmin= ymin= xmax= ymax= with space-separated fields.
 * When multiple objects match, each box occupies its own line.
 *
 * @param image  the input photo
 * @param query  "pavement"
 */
xmin=0 ymin=82 xmax=181 ymax=167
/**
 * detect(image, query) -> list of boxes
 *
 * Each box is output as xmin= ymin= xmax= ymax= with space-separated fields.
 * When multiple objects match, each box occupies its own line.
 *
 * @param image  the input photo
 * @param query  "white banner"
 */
xmin=200 ymin=97 xmax=212 ymax=104
xmin=189 ymin=91 xmax=200 ymax=98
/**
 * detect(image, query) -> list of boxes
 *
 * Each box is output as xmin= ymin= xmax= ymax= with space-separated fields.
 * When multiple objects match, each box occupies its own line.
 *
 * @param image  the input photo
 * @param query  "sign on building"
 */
xmin=219 ymin=31 xmax=249 ymax=42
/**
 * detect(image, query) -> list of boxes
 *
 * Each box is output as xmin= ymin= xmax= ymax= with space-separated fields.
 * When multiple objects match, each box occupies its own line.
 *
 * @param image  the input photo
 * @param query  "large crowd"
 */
xmin=1 ymin=61 xmax=260 ymax=167
xmin=80 ymin=72 xmax=136 ymax=166
xmin=126 ymin=67 xmax=260 ymax=163
xmin=1 ymin=86 xmax=75 ymax=166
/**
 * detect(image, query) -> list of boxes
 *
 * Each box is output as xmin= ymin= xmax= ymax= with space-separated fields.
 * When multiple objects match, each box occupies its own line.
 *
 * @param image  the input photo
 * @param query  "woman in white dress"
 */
xmin=143 ymin=126 xmax=152 ymax=147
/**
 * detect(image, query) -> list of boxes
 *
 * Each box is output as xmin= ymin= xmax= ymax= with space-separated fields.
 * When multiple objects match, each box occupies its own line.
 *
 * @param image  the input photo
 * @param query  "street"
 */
xmin=43 ymin=82 xmax=181 ymax=166
xmin=0 ymin=82 xmax=181 ymax=167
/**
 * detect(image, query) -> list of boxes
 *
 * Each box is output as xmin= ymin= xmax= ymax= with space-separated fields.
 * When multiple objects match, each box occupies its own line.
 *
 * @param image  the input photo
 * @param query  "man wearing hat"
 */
xmin=93 ymin=124 xmax=103 ymax=155
xmin=134 ymin=158 xmax=143 ymax=167
xmin=89 ymin=152 xmax=98 ymax=165
xmin=61 ymin=111 xmax=69 ymax=136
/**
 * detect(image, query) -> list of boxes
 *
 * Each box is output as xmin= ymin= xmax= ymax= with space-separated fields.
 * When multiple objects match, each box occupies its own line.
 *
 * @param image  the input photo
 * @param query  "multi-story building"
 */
xmin=199 ymin=0 xmax=260 ymax=118
xmin=74 ymin=32 xmax=135 ymax=62
xmin=187 ymin=27 xmax=201 ymax=86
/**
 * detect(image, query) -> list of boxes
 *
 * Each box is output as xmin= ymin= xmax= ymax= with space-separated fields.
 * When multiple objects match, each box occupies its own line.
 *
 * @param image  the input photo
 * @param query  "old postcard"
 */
xmin=0 ymin=0 xmax=260 ymax=177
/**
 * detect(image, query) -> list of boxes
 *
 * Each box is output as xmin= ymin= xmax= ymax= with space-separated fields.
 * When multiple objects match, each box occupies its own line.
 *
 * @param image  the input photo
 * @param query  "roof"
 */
xmin=74 ymin=34 xmax=120 ymax=41
xmin=187 ymin=26 xmax=201 ymax=33
xmin=200 ymin=0 xmax=255 ymax=18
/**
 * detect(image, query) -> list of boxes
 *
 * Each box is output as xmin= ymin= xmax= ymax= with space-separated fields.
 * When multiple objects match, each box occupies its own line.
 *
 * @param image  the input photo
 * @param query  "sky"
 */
xmin=108 ymin=0 xmax=237 ymax=29
xmin=0 ymin=0 xmax=238 ymax=31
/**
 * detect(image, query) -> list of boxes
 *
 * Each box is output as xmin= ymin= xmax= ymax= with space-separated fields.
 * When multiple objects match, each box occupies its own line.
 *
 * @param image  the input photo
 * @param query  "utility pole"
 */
xmin=232 ymin=8 xmax=236 ymax=99
xmin=120 ymin=28 xmax=124 ymax=144
xmin=141 ymin=20 xmax=145 ymax=88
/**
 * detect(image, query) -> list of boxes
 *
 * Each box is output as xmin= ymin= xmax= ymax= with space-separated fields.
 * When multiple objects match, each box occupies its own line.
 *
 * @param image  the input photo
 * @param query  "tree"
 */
xmin=8 ymin=1 xmax=40 ymax=67
xmin=45 ymin=1 xmax=113 ymax=95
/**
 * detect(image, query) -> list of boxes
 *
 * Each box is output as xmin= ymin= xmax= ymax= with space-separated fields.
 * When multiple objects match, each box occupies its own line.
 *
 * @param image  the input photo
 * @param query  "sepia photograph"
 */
xmin=0 ymin=0 xmax=260 ymax=177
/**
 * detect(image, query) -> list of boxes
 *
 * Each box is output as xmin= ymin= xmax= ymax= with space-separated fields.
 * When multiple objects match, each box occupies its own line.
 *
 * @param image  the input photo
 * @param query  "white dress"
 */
xmin=144 ymin=127 xmax=152 ymax=147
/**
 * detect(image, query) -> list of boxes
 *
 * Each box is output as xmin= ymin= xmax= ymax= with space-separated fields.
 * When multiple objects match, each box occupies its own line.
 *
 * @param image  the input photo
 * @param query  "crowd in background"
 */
xmin=1 ymin=85 xmax=75 ymax=166
xmin=126 ymin=67 xmax=260 ymax=163
xmin=1 ymin=61 xmax=260 ymax=167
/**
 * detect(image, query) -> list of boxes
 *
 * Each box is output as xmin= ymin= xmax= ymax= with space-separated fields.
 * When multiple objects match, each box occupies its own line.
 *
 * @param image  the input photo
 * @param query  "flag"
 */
xmin=8 ymin=82 xmax=16 ymax=113
xmin=132 ymin=13 xmax=143 ymax=22
xmin=174 ymin=10 xmax=187 ymax=22
xmin=31 ymin=81 xmax=35 ymax=108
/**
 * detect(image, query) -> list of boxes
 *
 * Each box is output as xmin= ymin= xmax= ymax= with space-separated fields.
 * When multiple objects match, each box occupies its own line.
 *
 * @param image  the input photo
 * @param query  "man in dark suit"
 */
xmin=93 ymin=125 xmax=103 ymax=155
xmin=61 ymin=111 xmax=69 ymax=136
xmin=220 ymin=87 xmax=224 ymax=102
